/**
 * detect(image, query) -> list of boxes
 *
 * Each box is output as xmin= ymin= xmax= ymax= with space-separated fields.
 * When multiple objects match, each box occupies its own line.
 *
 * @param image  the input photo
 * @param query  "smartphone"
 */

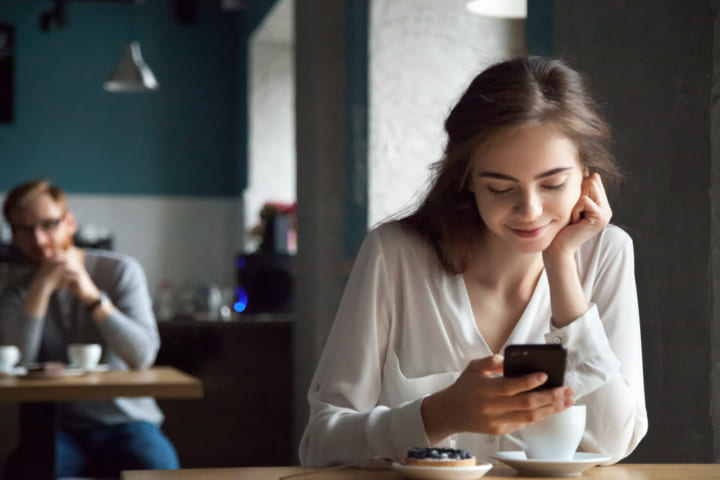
xmin=503 ymin=344 xmax=567 ymax=391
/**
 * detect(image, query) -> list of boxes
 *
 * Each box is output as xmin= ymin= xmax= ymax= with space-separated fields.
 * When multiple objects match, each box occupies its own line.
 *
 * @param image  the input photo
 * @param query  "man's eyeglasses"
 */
xmin=11 ymin=216 xmax=65 ymax=237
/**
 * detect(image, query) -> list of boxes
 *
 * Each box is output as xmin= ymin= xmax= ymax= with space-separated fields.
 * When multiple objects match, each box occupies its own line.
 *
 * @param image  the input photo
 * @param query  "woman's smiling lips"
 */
xmin=507 ymin=223 xmax=550 ymax=238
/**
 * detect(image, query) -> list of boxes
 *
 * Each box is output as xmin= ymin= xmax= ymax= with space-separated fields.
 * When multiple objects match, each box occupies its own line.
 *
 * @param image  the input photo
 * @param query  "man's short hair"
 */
xmin=3 ymin=179 xmax=67 ymax=224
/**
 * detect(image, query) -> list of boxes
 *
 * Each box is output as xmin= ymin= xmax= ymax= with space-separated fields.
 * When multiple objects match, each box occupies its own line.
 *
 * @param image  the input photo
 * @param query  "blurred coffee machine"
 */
xmin=236 ymin=214 xmax=294 ymax=314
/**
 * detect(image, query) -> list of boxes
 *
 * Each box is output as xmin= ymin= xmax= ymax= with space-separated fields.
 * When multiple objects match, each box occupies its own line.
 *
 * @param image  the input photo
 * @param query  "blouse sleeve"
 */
xmin=543 ymin=227 xmax=647 ymax=463
xmin=299 ymin=228 xmax=429 ymax=466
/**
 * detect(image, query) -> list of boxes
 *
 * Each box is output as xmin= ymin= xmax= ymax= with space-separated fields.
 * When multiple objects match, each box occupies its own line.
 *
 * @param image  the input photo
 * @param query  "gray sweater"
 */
xmin=0 ymin=249 xmax=164 ymax=430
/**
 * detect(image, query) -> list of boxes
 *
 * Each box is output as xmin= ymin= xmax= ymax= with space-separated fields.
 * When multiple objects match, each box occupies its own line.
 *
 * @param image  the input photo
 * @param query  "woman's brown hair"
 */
xmin=400 ymin=56 xmax=621 ymax=275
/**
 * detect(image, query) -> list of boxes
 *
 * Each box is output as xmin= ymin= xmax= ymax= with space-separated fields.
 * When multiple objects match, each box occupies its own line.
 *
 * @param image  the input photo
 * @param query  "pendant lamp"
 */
xmin=465 ymin=0 xmax=527 ymax=19
xmin=103 ymin=3 xmax=158 ymax=93
xmin=104 ymin=41 xmax=158 ymax=92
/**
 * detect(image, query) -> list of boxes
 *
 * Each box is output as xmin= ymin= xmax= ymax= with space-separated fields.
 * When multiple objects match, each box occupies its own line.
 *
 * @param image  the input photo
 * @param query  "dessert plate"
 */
xmin=492 ymin=451 xmax=611 ymax=477
xmin=392 ymin=462 xmax=493 ymax=480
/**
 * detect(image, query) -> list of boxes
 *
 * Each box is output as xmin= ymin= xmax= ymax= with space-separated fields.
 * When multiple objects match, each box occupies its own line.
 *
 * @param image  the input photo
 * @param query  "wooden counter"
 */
xmin=122 ymin=464 xmax=720 ymax=480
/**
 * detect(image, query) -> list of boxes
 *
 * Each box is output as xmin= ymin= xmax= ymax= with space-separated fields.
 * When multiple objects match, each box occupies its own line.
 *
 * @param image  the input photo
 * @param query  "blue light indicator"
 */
xmin=237 ymin=257 xmax=246 ymax=268
xmin=233 ymin=287 xmax=248 ymax=313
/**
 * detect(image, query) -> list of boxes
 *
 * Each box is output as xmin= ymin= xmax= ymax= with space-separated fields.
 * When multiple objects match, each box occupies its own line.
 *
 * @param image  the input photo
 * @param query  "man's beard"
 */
xmin=59 ymin=233 xmax=73 ymax=251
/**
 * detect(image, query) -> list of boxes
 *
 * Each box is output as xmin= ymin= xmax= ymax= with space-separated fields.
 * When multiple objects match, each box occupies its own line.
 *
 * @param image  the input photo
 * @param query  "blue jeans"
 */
xmin=56 ymin=422 xmax=179 ymax=478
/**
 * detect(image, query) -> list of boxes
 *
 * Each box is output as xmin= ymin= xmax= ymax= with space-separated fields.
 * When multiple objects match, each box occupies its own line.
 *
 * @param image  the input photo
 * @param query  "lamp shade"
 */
xmin=465 ymin=0 xmax=527 ymax=19
xmin=103 ymin=41 xmax=159 ymax=93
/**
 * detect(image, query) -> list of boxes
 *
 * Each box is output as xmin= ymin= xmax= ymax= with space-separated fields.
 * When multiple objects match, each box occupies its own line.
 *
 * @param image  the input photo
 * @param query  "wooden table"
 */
xmin=122 ymin=464 xmax=720 ymax=480
xmin=0 ymin=366 xmax=203 ymax=480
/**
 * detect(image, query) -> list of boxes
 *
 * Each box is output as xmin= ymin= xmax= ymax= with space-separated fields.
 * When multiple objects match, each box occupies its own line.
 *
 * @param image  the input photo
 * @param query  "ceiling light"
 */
xmin=104 ymin=41 xmax=158 ymax=92
xmin=465 ymin=0 xmax=527 ymax=19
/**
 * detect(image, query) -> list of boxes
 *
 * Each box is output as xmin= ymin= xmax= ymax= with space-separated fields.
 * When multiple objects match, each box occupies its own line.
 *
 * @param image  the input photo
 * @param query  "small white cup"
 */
xmin=0 ymin=345 xmax=20 ymax=373
xmin=67 ymin=343 xmax=102 ymax=370
xmin=512 ymin=405 xmax=586 ymax=460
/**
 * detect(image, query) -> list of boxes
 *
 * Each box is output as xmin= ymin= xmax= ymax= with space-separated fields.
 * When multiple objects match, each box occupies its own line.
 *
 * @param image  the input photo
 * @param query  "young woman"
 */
xmin=299 ymin=56 xmax=647 ymax=466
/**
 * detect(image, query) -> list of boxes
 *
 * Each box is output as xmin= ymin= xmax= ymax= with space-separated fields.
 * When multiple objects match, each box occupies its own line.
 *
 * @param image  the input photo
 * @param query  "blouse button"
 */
xmin=553 ymin=336 xmax=562 ymax=344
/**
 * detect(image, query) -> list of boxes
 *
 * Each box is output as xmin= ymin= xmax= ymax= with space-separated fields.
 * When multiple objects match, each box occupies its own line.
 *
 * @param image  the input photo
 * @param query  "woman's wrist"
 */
xmin=421 ymin=389 xmax=456 ymax=445
xmin=542 ymin=245 xmax=575 ymax=270
xmin=543 ymin=251 xmax=589 ymax=328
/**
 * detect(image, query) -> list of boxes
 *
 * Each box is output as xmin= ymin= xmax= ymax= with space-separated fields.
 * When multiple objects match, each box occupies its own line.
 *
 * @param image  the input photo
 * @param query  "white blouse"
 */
xmin=299 ymin=222 xmax=647 ymax=466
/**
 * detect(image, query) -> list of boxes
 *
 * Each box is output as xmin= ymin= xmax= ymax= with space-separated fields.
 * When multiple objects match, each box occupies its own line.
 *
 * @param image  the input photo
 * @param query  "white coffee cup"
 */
xmin=511 ymin=405 xmax=586 ymax=460
xmin=0 ymin=345 xmax=20 ymax=373
xmin=67 ymin=343 xmax=102 ymax=370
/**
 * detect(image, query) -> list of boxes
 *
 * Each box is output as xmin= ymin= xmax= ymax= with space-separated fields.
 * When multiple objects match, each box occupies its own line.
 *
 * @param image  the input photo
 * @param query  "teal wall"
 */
xmin=343 ymin=0 xmax=368 ymax=263
xmin=526 ymin=0 xmax=554 ymax=55
xmin=0 ymin=0 xmax=248 ymax=196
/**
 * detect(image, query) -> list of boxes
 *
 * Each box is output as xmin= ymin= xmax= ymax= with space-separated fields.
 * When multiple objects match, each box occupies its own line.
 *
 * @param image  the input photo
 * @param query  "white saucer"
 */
xmin=74 ymin=364 xmax=111 ymax=373
xmin=493 ymin=451 xmax=611 ymax=477
xmin=392 ymin=462 xmax=493 ymax=480
xmin=22 ymin=367 xmax=85 ymax=379
xmin=0 ymin=367 xmax=27 ymax=377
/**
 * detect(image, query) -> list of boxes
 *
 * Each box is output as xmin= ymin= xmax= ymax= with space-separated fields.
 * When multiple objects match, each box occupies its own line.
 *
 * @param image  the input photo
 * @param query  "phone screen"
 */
xmin=503 ymin=344 xmax=567 ymax=391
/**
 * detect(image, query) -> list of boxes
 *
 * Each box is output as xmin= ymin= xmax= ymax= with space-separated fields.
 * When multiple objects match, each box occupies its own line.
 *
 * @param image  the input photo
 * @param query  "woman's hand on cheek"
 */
xmin=421 ymin=355 xmax=574 ymax=444
xmin=546 ymin=173 xmax=612 ymax=258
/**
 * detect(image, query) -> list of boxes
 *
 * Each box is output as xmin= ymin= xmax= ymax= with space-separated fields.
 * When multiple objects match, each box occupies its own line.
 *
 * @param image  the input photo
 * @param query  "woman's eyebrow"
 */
xmin=478 ymin=167 xmax=574 ymax=181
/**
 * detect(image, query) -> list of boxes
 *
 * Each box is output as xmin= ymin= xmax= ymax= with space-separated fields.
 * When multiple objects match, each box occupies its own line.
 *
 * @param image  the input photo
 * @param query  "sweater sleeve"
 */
xmin=94 ymin=255 xmax=160 ymax=369
xmin=0 ymin=285 xmax=45 ymax=365
xmin=299 ymin=228 xmax=431 ymax=466
xmin=544 ymin=228 xmax=647 ymax=464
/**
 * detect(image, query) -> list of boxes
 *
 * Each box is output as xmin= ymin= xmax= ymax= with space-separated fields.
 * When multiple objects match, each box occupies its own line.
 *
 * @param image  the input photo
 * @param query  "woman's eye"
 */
xmin=542 ymin=182 xmax=567 ymax=191
xmin=487 ymin=186 xmax=513 ymax=195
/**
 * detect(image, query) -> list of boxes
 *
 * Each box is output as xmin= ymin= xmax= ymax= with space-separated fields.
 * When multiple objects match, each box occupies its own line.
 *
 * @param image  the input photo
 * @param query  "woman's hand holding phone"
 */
xmin=421 ymin=354 xmax=574 ymax=445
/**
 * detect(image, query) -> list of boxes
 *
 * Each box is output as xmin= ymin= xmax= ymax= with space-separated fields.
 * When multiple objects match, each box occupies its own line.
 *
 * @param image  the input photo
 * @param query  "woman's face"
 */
xmin=467 ymin=124 xmax=585 ymax=254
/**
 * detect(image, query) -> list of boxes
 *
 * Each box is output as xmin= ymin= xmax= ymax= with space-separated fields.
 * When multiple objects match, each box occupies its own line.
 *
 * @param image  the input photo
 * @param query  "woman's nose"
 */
xmin=514 ymin=191 xmax=543 ymax=219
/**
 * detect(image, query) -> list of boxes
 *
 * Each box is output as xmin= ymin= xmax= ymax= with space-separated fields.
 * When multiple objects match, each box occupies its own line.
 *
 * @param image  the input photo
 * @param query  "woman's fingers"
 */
xmin=585 ymin=173 xmax=612 ymax=218
xmin=464 ymin=379 xmax=575 ymax=435
xmin=488 ymin=400 xmax=574 ymax=435
xmin=487 ymin=372 xmax=548 ymax=396
xmin=485 ymin=381 xmax=573 ymax=410
xmin=446 ymin=356 xmax=577 ymax=438
xmin=465 ymin=354 xmax=504 ymax=375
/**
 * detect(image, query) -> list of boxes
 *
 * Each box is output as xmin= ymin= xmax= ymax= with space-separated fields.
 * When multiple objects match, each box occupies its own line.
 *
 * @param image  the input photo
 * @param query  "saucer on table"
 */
xmin=492 ymin=451 xmax=611 ymax=477
xmin=392 ymin=461 xmax=493 ymax=480
xmin=70 ymin=364 xmax=111 ymax=373
xmin=22 ymin=366 xmax=84 ymax=378
xmin=0 ymin=366 xmax=28 ymax=377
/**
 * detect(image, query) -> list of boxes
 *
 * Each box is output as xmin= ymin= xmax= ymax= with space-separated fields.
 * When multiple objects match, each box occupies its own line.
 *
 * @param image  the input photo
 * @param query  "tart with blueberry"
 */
xmin=405 ymin=447 xmax=476 ymax=467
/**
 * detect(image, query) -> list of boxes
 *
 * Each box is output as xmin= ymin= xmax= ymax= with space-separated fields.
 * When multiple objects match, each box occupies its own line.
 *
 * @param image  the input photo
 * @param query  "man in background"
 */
xmin=0 ymin=179 xmax=179 ymax=478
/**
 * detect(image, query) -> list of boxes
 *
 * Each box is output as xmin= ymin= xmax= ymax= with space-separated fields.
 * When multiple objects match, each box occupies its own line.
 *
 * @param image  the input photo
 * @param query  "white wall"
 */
xmin=369 ymin=0 xmax=525 ymax=225
xmin=245 ymin=0 xmax=295 ymax=251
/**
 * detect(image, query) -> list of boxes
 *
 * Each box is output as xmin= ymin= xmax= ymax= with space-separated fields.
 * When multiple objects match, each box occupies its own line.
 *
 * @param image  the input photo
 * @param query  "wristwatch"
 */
xmin=87 ymin=292 xmax=110 ymax=313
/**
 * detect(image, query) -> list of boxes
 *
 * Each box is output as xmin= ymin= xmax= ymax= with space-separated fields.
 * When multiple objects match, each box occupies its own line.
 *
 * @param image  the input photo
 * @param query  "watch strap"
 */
xmin=87 ymin=292 xmax=109 ymax=313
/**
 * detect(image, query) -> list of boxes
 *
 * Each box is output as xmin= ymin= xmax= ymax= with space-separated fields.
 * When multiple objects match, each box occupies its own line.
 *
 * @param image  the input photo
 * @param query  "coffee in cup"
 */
xmin=67 ymin=343 xmax=102 ymax=370
xmin=513 ymin=405 xmax=586 ymax=460
xmin=0 ymin=345 xmax=20 ymax=374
